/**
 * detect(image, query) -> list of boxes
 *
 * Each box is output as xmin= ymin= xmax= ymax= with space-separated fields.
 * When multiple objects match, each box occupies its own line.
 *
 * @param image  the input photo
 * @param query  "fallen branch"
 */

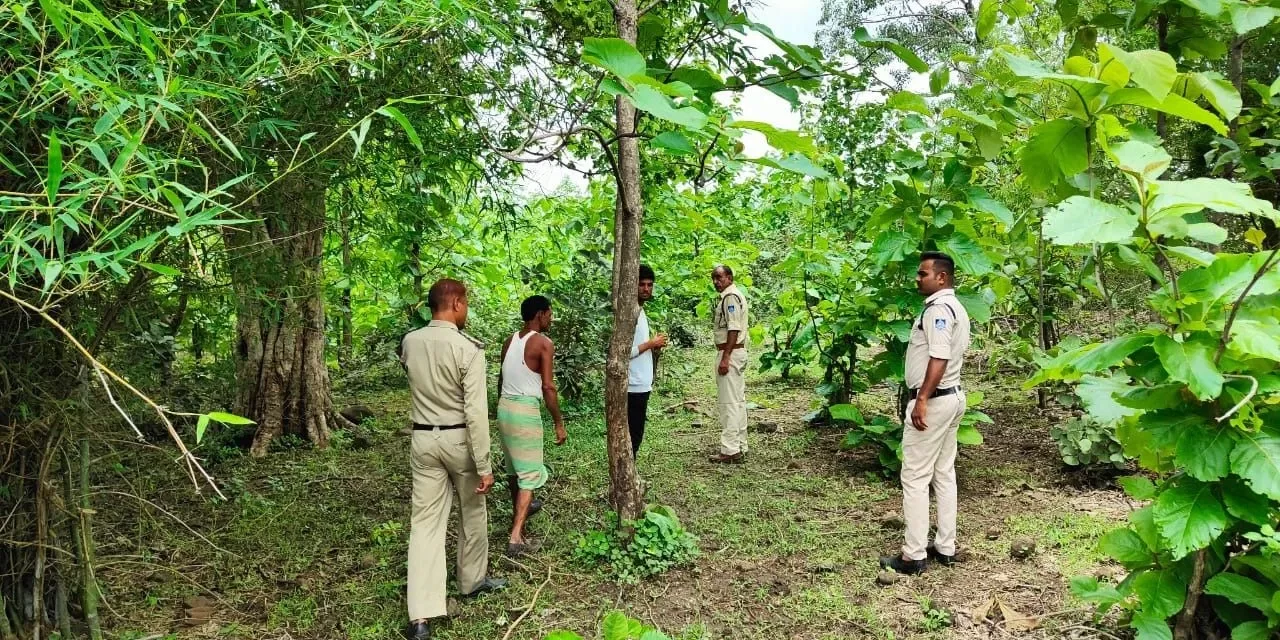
xmin=662 ymin=400 xmax=699 ymax=413
xmin=501 ymin=567 xmax=552 ymax=640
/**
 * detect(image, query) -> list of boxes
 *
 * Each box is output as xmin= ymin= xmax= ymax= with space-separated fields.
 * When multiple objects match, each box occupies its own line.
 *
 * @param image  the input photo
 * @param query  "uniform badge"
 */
xmin=727 ymin=304 xmax=735 ymax=313
xmin=934 ymin=318 xmax=947 ymax=330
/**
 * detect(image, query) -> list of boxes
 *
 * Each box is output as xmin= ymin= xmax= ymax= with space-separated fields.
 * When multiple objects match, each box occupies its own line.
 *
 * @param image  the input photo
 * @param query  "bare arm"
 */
xmin=539 ymin=337 xmax=567 ymax=444
xmin=497 ymin=335 xmax=512 ymax=396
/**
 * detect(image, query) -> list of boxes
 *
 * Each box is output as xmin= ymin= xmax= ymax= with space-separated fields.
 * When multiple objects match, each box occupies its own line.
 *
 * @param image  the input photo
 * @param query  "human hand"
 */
xmin=910 ymin=400 xmax=928 ymax=432
xmin=554 ymin=423 xmax=567 ymax=446
xmin=476 ymin=473 xmax=494 ymax=494
xmin=717 ymin=358 xmax=729 ymax=376
xmin=652 ymin=333 xmax=669 ymax=349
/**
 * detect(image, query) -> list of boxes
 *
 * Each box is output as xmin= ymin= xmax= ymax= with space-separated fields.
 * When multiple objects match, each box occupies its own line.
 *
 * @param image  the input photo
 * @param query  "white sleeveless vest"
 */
xmin=501 ymin=330 xmax=543 ymax=398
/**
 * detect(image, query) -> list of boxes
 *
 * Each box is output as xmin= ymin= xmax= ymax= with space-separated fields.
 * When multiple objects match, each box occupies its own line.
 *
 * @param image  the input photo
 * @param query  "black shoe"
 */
xmin=879 ymin=554 xmax=926 ymax=575
xmin=403 ymin=621 xmax=432 ymax=640
xmin=460 ymin=576 xmax=507 ymax=598
xmin=927 ymin=545 xmax=956 ymax=567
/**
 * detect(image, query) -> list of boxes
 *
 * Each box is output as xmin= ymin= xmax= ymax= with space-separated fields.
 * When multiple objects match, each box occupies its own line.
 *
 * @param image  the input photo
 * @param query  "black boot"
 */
xmin=927 ymin=545 xmax=956 ymax=567
xmin=460 ymin=576 xmax=508 ymax=598
xmin=879 ymin=554 xmax=926 ymax=575
xmin=403 ymin=620 xmax=432 ymax=640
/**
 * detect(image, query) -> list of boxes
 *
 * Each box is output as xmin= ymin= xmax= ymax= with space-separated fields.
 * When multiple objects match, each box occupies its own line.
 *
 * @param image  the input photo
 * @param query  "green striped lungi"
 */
xmin=497 ymin=394 xmax=549 ymax=491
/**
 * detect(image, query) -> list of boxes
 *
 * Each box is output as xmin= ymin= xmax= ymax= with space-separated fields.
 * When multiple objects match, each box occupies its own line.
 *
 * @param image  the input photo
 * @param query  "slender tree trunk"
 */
xmin=0 ymin=591 xmax=12 ymax=640
xmin=340 ymin=187 xmax=353 ymax=366
xmin=160 ymin=288 xmax=189 ymax=387
xmin=73 ymin=441 xmax=101 ymax=640
xmin=605 ymin=0 xmax=644 ymax=524
xmin=1175 ymin=549 xmax=1208 ymax=640
xmin=224 ymin=171 xmax=334 ymax=456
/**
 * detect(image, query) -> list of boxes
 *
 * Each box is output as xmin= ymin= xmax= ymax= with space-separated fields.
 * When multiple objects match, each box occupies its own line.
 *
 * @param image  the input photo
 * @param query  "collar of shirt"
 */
xmin=924 ymin=288 xmax=956 ymax=305
xmin=427 ymin=319 xmax=458 ymax=330
xmin=720 ymin=284 xmax=740 ymax=298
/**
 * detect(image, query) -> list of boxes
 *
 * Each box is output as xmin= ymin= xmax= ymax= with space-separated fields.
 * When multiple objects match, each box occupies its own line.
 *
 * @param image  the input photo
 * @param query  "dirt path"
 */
xmin=93 ymin=350 xmax=1131 ymax=639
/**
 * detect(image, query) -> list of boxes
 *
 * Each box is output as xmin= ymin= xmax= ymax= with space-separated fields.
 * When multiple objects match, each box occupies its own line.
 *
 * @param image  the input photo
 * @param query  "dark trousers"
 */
xmin=627 ymin=391 xmax=650 ymax=458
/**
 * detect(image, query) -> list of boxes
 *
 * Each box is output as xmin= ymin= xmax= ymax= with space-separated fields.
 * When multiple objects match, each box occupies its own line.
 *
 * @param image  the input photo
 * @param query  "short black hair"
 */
xmin=639 ymin=264 xmax=655 ymax=282
xmin=427 ymin=279 xmax=466 ymax=312
xmin=521 ymin=295 xmax=552 ymax=322
xmin=920 ymin=251 xmax=956 ymax=278
xmin=714 ymin=264 xmax=734 ymax=278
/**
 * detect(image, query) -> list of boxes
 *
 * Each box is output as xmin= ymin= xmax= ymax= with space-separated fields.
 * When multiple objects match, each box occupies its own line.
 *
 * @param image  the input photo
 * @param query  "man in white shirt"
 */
xmin=628 ymin=264 xmax=667 ymax=459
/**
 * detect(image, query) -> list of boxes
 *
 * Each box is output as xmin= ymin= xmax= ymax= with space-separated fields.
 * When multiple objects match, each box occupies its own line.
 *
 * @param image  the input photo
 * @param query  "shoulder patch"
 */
xmin=934 ymin=318 xmax=947 ymax=330
xmin=460 ymin=331 xmax=485 ymax=349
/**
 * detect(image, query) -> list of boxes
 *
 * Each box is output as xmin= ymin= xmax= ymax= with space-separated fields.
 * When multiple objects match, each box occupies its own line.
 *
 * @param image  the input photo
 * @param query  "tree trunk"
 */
xmin=224 ymin=171 xmax=333 ymax=456
xmin=605 ymin=0 xmax=645 ymax=524
xmin=340 ymin=187 xmax=353 ymax=366
xmin=160 ymin=288 xmax=189 ymax=387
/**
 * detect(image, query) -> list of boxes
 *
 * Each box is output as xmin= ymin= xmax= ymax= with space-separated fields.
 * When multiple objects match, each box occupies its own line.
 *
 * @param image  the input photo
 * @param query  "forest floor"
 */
xmin=94 ymin=349 xmax=1138 ymax=640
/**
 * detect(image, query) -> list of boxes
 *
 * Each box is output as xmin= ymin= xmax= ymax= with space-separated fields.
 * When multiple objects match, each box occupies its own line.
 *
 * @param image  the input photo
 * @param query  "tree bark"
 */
xmin=1175 ymin=548 xmax=1208 ymax=640
xmin=605 ymin=0 xmax=645 ymax=525
xmin=224 ymin=171 xmax=334 ymax=456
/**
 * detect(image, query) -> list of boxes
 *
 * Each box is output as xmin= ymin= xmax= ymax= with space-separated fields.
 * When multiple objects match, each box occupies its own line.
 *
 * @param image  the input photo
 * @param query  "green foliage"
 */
xmin=544 ymin=611 xmax=672 ymax=640
xmin=917 ymin=596 xmax=953 ymax=631
xmin=1051 ymin=416 xmax=1127 ymax=468
xmin=575 ymin=506 xmax=699 ymax=584
xmin=835 ymin=392 xmax=988 ymax=475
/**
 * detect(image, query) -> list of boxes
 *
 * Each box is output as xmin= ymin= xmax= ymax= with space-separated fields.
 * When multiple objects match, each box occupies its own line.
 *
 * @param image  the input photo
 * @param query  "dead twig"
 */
xmin=502 ymin=567 xmax=552 ymax=640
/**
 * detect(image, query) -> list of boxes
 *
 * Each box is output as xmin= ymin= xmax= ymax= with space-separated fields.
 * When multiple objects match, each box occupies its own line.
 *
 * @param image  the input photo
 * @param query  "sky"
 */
xmin=519 ymin=0 xmax=825 ymax=196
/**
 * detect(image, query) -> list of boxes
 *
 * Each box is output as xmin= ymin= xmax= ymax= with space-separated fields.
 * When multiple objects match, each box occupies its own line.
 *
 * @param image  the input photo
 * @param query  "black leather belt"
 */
xmin=412 ymin=423 xmax=466 ymax=431
xmin=907 ymin=386 xmax=959 ymax=400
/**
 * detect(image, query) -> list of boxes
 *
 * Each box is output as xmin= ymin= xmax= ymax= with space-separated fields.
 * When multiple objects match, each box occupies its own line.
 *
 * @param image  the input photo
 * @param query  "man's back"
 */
xmin=401 ymin=321 xmax=479 ymax=426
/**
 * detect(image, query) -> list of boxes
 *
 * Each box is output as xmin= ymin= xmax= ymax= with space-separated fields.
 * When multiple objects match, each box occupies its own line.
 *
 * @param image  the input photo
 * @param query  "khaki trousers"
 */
xmin=407 ymin=428 xmax=488 ymax=620
xmin=900 ymin=393 xmax=966 ymax=561
xmin=716 ymin=348 xmax=749 ymax=455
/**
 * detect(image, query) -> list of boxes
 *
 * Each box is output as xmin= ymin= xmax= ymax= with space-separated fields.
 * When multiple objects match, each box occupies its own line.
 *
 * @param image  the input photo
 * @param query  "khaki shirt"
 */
xmin=713 ymin=283 xmax=749 ymax=346
xmin=905 ymin=288 xmax=970 ymax=391
xmin=400 ymin=320 xmax=493 ymax=476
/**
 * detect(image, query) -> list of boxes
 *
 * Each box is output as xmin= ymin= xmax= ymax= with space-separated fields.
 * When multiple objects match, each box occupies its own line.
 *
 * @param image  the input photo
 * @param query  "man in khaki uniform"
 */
xmin=709 ymin=265 xmax=750 ymax=463
xmin=881 ymin=251 xmax=971 ymax=575
xmin=401 ymin=279 xmax=506 ymax=640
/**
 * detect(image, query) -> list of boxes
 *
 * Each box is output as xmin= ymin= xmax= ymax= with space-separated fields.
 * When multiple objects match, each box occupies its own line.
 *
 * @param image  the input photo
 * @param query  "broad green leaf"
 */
xmin=583 ymin=38 xmax=646 ymax=80
xmin=1044 ymin=196 xmax=1138 ymax=245
xmin=930 ymin=66 xmax=950 ymax=94
xmin=944 ymin=108 xmax=998 ymax=129
xmin=1097 ymin=44 xmax=1132 ymax=88
xmin=1178 ymin=0 xmax=1222 ymax=16
xmin=976 ymin=0 xmax=999 ymax=40
xmin=1133 ymin=569 xmax=1187 ymax=618
xmin=1205 ymin=573 xmax=1275 ymax=613
xmin=1229 ymin=4 xmax=1280 ymax=33
xmin=1057 ymin=0 xmax=1080 ymax=21
xmin=728 ymin=121 xmax=817 ymax=155
xmin=1021 ymin=120 xmax=1089 ymax=190
xmin=830 ymin=404 xmax=864 ymax=423
xmin=543 ymin=632 xmax=583 ymax=640
xmin=1077 ymin=374 xmax=1142 ymax=423
xmin=965 ymin=188 xmax=1015 ymax=226
xmin=870 ymin=230 xmax=914 ymax=266
xmin=1221 ymin=478 xmax=1272 ymax=526
xmin=1191 ymin=72 xmax=1242 ymax=121
xmin=1109 ymin=139 xmax=1171 ymax=180
xmin=852 ymin=28 xmax=929 ymax=72
xmin=1107 ymin=88 xmax=1228 ymax=135
xmin=1151 ymin=178 xmax=1278 ymax=222
xmin=937 ymin=234 xmax=994 ymax=276
xmin=601 ymin=611 xmax=631 ymax=640
xmin=1229 ymin=621 xmax=1272 ymax=640
xmin=1098 ymin=528 xmax=1155 ymax=568
xmin=886 ymin=91 xmax=930 ymax=116
xmin=670 ymin=67 xmax=725 ymax=93
xmin=46 ymin=132 xmax=62 ymax=203
xmin=774 ymin=153 xmax=830 ymax=179
xmin=1070 ymin=334 xmax=1155 ymax=373
xmin=956 ymin=422 xmax=983 ymax=445
xmin=1232 ymin=319 xmax=1280 ymax=361
xmin=1070 ymin=575 xmax=1123 ymax=605
xmin=1185 ymin=223 xmax=1229 ymax=246
xmin=1153 ymin=478 xmax=1228 ymax=558
xmin=140 ymin=262 xmax=181 ymax=277
xmin=955 ymin=290 xmax=992 ymax=324
xmin=974 ymin=125 xmax=1003 ymax=160
xmin=1231 ymin=428 xmax=1280 ymax=501
xmin=207 ymin=411 xmax=256 ymax=425
xmin=1175 ymin=423 xmax=1236 ymax=481
xmin=1167 ymin=245 xmax=1218 ymax=266
xmin=196 ymin=415 xmax=210 ymax=444
xmin=1099 ymin=44 xmax=1177 ymax=100
xmin=627 ymin=85 xmax=707 ymax=130
xmin=650 ymin=131 xmax=695 ymax=155
xmin=1235 ymin=555 xmax=1280 ymax=587
xmin=999 ymin=51 xmax=1106 ymax=89
xmin=1119 ymin=476 xmax=1157 ymax=500
xmin=1132 ymin=506 xmax=1162 ymax=552
xmin=1131 ymin=611 xmax=1173 ymax=640
xmin=1152 ymin=335 xmax=1224 ymax=401
xmin=638 ymin=631 xmax=670 ymax=640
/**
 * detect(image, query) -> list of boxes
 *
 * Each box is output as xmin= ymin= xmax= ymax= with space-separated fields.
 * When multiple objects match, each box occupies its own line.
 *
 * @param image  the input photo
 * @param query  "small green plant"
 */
xmin=575 ymin=506 xmax=699 ymax=584
xmin=544 ymin=611 xmax=672 ymax=639
xmin=370 ymin=520 xmax=403 ymax=547
xmin=1050 ymin=416 xmax=1127 ymax=468
xmin=917 ymin=597 xmax=952 ymax=631
xmin=834 ymin=393 xmax=986 ymax=475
